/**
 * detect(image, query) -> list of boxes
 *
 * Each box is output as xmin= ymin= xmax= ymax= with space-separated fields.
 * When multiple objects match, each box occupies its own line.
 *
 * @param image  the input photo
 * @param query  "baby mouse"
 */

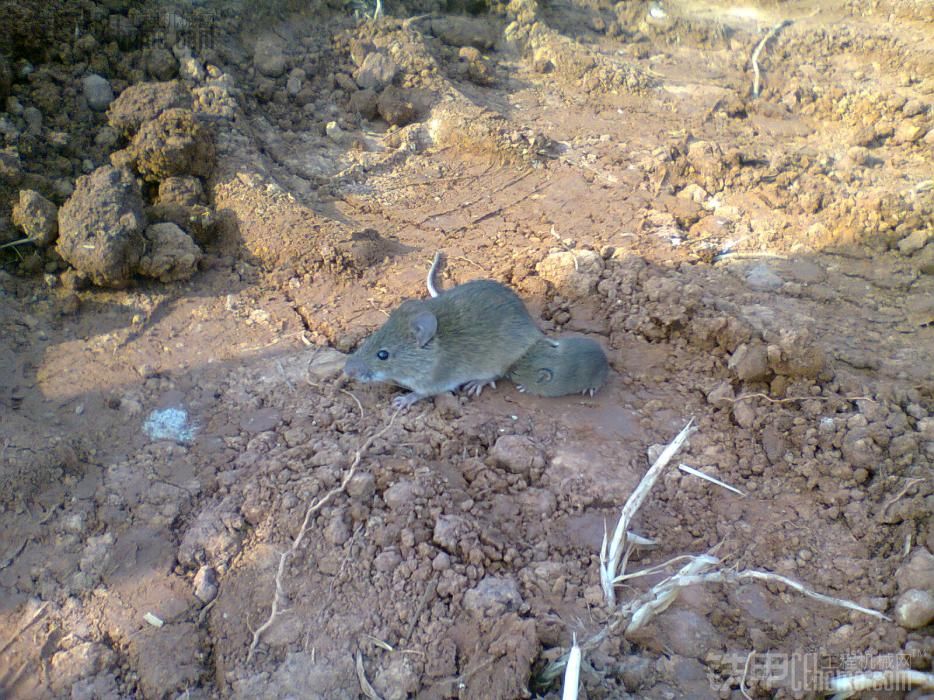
xmin=344 ymin=276 xmax=544 ymax=409
xmin=507 ymin=335 xmax=609 ymax=397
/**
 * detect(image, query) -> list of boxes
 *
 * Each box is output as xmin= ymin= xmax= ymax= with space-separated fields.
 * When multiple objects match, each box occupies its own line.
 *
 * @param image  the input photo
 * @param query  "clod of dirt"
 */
xmin=355 ymin=51 xmax=398 ymax=91
xmin=373 ymin=655 xmax=420 ymax=700
xmin=377 ymin=86 xmax=417 ymax=127
xmin=728 ymin=342 xmax=770 ymax=382
xmin=82 ymin=73 xmax=114 ymax=112
xmin=11 ymin=189 xmax=58 ymax=246
xmin=430 ymin=17 xmax=499 ymax=49
xmin=233 ymin=652 xmax=356 ymax=698
xmin=177 ymin=497 xmax=243 ymax=570
xmin=107 ymin=81 xmax=193 ymax=136
xmin=536 ymin=249 xmax=604 ymax=298
xmin=127 ymin=108 xmax=215 ymax=182
xmin=458 ymin=614 xmax=538 ymax=700
xmin=138 ymin=222 xmax=202 ymax=283
xmin=253 ymin=33 xmax=288 ymax=78
xmin=348 ymin=87 xmax=379 ymax=120
xmin=56 ymin=165 xmax=146 ymax=288
xmin=131 ymin=623 xmax=203 ymax=698
xmin=898 ymin=228 xmax=930 ymax=255
xmin=895 ymin=589 xmax=934 ymax=629
xmin=144 ymin=46 xmax=179 ymax=81
xmin=897 ymin=548 xmax=934 ymax=589
xmin=766 ymin=331 xmax=828 ymax=379
xmin=49 ymin=641 xmax=116 ymax=695
xmin=463 ymin=575 xmax=524 ymax=618
xmin=489 ymin=435 xmax=544 ymax=477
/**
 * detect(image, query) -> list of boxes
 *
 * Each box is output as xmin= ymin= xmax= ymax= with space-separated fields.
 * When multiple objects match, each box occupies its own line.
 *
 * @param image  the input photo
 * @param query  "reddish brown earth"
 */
xmin=0 ymin=0 xmax=932 ymax=698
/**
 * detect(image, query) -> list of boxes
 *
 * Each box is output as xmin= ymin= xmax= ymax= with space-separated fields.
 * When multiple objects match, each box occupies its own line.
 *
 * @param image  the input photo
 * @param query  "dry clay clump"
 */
xmin=56 ymin=166 xmax=202 ymax=287
xmin=51 ymin=80 xmax=221 ymax=286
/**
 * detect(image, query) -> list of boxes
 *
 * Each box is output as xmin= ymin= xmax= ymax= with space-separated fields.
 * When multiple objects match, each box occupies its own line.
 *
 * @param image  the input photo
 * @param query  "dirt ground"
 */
xmin=1 ymin=0 xmax=932 ymax=697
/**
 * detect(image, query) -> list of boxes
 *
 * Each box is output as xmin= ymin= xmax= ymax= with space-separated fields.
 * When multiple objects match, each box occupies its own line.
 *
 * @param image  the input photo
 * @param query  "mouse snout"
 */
xmin=343 ymin=354 xmax=371 ymax=380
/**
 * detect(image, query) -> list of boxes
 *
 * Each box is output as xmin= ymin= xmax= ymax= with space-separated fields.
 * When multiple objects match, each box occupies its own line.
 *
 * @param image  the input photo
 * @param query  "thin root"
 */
xmin=246 ymin=411 xmax=400 ymax=663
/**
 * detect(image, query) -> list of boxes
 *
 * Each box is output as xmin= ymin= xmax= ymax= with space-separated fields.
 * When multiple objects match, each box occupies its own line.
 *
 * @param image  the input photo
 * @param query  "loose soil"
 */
xmin=1 ymin=0 xmax=932 ymax=698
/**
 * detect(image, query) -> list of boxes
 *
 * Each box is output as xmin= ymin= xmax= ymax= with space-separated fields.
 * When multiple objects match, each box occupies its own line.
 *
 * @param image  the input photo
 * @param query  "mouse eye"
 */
xmin=376 ymin=349 xmax=390 ymax=361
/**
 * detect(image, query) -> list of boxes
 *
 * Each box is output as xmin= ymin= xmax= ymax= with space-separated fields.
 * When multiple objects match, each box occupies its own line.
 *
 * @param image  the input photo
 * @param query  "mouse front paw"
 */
xmin=392 ymin=392 xmax=425 ymax=410
xmin=462 ymin=379 xmax=496 ymax=397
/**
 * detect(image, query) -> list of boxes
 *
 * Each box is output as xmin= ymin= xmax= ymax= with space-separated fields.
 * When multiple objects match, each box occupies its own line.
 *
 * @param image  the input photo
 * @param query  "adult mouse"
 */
xmin=507 ymin=336 xmax=609 ymax=397
xmin=344 ymin=279 xmax=544 ymax=409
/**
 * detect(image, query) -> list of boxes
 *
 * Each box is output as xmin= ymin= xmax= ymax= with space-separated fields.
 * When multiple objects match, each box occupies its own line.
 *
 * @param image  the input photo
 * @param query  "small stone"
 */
xmin=463 ymin=576 xmax=523 ymax=618
xmin=536 ymin=249 xmax=604 ymax=299
xmin=761 ymin=424 xmax=787 ymax=464
xmin=325 ymin=120 xmax=346 ymax=144
xmin=901 ymin=99 xmax=926 ymax=117
xmin=286 ymin=68 xmax=305 ymax=96
xmin=489 ymin=435 xmax=542 ymax=477
xmin=83 ymin=74 xmax=114 ymax=112
xmin=348 ymin=88 xmax=378 ymax=120
xmin=893 ymin=121 xmax=925 ymax=144
xmin=22 ymin=106 xmax=42 ymax=134
xmin=12 ymin=189 xmax=58 ymax=246
xmin=745 ymin=263 xmax=783 ymax=291
xmin=377 ymin=86 xmax=417 ymax=127
xmin=706 ymin=381 xmax=734 ymax=408
xmin=355 ymin=52 xmax=397 ymax=91
xmin=432 ymin=552 xmax=451 ymax=571
xmin=897 ymin=229 xmax=929 ymax=255
xmin=728 ymin=343 xmax=770 ymax=382
xmin=896 ymin=548 xmax=934 ymax=592
xmin=193 ymin=565 xmax=218 ymax=603
xmin=895 ymin=589 xmax=934 ymax=629
xmin=374 ymin=550 xmax=402 ymax=572
xmin=137 ymin=222 xmax=202 ymax=283
xmin=144 ymin=46 xmax=178 ymax=81
xmin=433 ymin=514 xmax=468 ymax=553
xmin=346 ymin=471 xmax=376 ymax=500
xmin=254 ymin=34 xmax=287 ymax=78
xmin=733 ymin=400 xmax=756 ymax=428
xmin=324 ymin=509 xmax=351 ymax=546
xmin=384 ymin=480 xmax=419 ymax=510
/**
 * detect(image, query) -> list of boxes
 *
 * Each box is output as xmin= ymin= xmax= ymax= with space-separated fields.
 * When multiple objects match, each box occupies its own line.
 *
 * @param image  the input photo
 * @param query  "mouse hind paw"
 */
xmin=392 ymin=392 xmax=426 ymax=410
xmin=462 ymin=379 xmax=496 ymax=397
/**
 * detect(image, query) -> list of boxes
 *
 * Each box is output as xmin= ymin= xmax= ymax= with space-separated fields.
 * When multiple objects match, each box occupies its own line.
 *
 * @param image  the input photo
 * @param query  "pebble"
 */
xmin=23 ymin=106 xmax=42 ymax=134
xmin=745 ymin=263 xmax=784 ymax=291
xmin=354 ymin=52 xmax=397 ymax=90
xmin=897 ymin=229 xmax=929 ymax=255
xmin=82 ymin=74 xmax=114 ymax=112
xmin=193 ymin=565 xmax=218 ymax=603
xmin=463 ymin=575 xmax=523 ymax=618
xmin=895 ymin=589 xmax=934 ymax=629
xmin=489 ymin=435 xmax=542 ymax=477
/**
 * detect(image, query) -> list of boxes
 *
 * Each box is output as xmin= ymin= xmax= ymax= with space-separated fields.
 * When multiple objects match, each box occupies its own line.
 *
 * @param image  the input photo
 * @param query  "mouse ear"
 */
xmin=536 ymin=368 xmax=554 ymax=384
xmin=410 ymin=311 xmax=438 ymax=347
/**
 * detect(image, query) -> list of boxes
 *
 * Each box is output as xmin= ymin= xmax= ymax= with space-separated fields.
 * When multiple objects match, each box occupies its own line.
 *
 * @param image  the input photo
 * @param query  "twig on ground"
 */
xmin=561 ymin=633 xmax=581 ymax=700
xmin=882 ymin=478 xmax=926 ymax=514
xmin=678 ymin=463 xmax=746 ymax=496
xmin=0 ymin=237 xmax=38 ymax=250
xmin=601 ymin=419 xmax=697 ymax=607
xmin=403 ymin=580 xmax=438 ymax=643
xmin=246 ymin=411 xmax=400 ymax=663
xmin=829 ymin=670 xmax=934 ymax=698
xmin=750 ymin=19 xmax=793 ymax=97
xmin=0 ymin=600 xmax=48 ymax=656
xmin=356 ymin=650 xmax=384 ymax=700
xmin=740 ymin=651 xmax=755 ymax=700
xmin=726 ymin=392 xmax=875 ymax=405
